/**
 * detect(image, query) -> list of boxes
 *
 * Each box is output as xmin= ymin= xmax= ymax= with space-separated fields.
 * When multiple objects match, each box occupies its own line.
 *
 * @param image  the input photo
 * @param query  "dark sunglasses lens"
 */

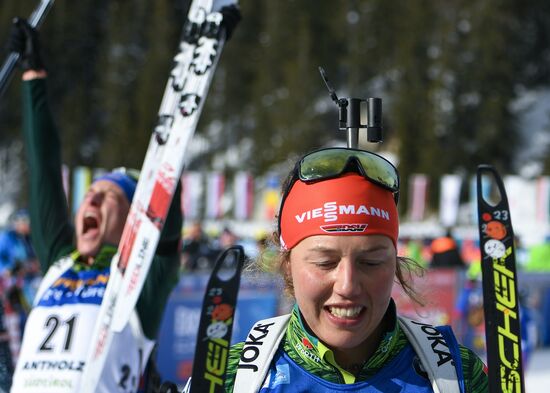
xmin=300 ymin=150 xmax=350 ymax=180
xmin=300 ymin=149 xmax=398 ymax=191
xmin=355 ymin=154 xmax=399 ymax=190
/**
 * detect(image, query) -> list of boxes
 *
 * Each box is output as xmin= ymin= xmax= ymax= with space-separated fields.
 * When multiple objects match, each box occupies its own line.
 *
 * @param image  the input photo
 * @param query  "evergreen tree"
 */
xmin=1 ymin=0 xmax=549 ymax=208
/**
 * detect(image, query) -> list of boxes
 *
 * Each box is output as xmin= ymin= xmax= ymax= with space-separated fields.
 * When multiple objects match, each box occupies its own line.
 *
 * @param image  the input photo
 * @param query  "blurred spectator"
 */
xmin=0 ymin=301 xmax=14 ymax=391
xmin=519 ymin=289 xmax=537 ymax=368
xmin=460 ymin=238 xmax=480 ymax=265
xmin=524 ymin=235 xmax=550 ymax=272
xmin=429 ymin=228 xmax=466 ymax=269
xmin=513 ymin=235 xmax=529 ymax=269
xmin=212 ymin=227 xmax=248 ymax=268
xmin=0 ymin=209 xmax=35 ymax=276
xmin=0 ymin=209 xmax=38 ymax=367
xmin=455 ymin=260 xmax=538 ymax=368
xmin=218 ymin=227 xmax=239 ymax=249
xmin=181 ymin=221 xmax=216 ymax=271
xmin=398 ymin=237 xmax=428 ymax=268
xmin=454 ymin=261 xmax=486 ymax=361
xmin=6 ymin=263 xmax=32 ymax=333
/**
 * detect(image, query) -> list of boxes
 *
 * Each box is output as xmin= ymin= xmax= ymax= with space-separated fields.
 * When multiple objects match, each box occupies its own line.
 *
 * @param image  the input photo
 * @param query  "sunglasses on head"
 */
xmin=298 ymin=148 xmax=399 ymax=194
xmin=278 ymin=147 xmax=400 ymax=235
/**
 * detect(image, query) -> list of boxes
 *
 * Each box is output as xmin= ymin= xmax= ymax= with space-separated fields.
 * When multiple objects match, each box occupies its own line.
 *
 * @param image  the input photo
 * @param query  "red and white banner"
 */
xmin=407 ymin=174 xmax=429 ymax=221
xmin=205 ymin=172 xmax=225 ymax=219
xmin=181 ymin=171 xmax=203 ymax=220
xmin=234 ymin=171 xmax=254 ymax=220
xmin=439 ymin=174 xmax=462 ymax=228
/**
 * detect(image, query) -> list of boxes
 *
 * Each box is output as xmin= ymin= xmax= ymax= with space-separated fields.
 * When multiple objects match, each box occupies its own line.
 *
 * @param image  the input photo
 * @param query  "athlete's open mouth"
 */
xmin=83 ymin=212 xmax=99 ymax=234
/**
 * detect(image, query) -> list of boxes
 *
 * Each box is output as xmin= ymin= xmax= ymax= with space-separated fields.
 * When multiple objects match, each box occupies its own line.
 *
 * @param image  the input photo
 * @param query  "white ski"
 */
xmin=80 ymin=1 xmax=237 ymax=391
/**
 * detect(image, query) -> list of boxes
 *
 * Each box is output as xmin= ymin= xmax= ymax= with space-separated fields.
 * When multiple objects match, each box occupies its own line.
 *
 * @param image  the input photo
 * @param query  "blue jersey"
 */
xmin=260 ymin=345 xmax=433 ymax=392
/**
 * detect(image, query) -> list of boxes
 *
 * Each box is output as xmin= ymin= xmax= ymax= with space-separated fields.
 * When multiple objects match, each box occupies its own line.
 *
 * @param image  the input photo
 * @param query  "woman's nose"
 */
xmin=333 ymin=259 xmax=362 ymax=298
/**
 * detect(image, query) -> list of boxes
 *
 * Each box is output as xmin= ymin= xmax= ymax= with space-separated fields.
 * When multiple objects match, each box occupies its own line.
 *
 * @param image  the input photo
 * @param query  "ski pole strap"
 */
xmin=438 ymin=325 xmax=466 ymax=393
xmin=233 ymin=314 xmax=291 ymax=393
xmin=397 ymin=317 xmax=462 ymax=393
xmin=476 ymin=165 xmax=525 ymax=393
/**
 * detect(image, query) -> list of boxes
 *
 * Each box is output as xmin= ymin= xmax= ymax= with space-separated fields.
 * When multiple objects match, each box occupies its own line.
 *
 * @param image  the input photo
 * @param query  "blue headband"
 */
xmin=93 ymin=172 xmax=137 ymax=202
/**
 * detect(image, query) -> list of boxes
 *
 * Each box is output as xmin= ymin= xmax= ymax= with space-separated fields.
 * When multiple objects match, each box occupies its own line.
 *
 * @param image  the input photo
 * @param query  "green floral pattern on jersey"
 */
xmin=70 ymin=245 xmax=116 ymax=271
xmin=225 ymin=300 xmax=488 ymax=392
xmin=283 ymin=303 xmax=402 ymax=383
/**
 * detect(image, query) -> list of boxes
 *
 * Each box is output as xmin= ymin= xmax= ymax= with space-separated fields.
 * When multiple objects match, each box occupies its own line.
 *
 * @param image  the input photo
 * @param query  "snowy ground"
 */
xmin=525 ymin=348 xmax=550 ymax=392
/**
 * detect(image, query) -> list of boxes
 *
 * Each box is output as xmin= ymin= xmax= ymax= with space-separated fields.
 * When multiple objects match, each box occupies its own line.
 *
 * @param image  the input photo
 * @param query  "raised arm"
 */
xmin=8 ymin=18 xmax=74 ymax=270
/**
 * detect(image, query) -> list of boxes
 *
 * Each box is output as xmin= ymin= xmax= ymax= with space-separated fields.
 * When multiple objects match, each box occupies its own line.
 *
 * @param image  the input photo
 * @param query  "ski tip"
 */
xmin=210 ymin=245 xmax=245 ymax=281
xmin=476 ymin=165 xmax=508 ymax=208
xmin=217 ymin=245 xmax=245 ymax=265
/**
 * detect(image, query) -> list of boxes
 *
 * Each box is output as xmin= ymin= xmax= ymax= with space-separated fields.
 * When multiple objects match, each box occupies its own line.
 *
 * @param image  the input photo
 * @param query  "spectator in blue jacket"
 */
xmin=0 ymin=209 xmax=35 ymax=276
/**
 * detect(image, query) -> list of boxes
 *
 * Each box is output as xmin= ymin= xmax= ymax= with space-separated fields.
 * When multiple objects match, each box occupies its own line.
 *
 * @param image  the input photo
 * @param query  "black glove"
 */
xmin=6 ymin=17 xmax=45 ymax=71
xmin=220 ymin=4 xmax=241 ymax=40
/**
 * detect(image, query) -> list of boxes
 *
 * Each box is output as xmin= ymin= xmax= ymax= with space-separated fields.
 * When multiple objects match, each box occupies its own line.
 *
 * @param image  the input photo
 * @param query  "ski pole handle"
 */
xmin=0 ymin=0 xmax=54 ymax=98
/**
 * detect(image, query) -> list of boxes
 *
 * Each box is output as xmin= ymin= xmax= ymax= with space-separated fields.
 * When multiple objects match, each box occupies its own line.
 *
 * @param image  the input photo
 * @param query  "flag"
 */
xmin=205 ymin=172 xmax=225 ymax=219
xmin=234 ymin=171 xmax=254 ymax=220
xmin=407 ymin=174 xmax=429 ymax=221
xmin=439 ymin=175 xmax=462 ymax=228
xmin=181 ymin=171 xmax=203 ymax=220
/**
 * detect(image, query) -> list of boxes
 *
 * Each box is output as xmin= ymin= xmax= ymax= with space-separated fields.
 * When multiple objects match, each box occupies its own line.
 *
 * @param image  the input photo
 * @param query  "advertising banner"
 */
xmin=156 ymin=273 xmax=282 ymax=384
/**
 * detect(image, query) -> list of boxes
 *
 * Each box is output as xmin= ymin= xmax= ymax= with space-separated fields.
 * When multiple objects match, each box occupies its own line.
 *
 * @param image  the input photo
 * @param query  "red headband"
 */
xmin=279 ymin=174 xmax=399 ymax=250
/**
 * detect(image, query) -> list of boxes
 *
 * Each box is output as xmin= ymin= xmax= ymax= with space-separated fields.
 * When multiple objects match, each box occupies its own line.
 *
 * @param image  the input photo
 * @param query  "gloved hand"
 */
xmin=219 ymin=4 xmax=241 ymax=40
xmin=6 ymin=17 xmax=45 ymax=71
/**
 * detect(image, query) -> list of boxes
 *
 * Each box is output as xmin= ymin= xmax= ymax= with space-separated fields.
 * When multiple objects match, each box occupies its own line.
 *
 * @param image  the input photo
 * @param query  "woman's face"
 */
xmin=288 ymin=235 xmax=396 ymax=354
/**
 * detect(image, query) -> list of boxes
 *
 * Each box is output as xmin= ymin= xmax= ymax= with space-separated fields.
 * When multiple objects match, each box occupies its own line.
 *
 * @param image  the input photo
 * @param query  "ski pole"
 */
xmin=80 ymin=2 xmax=241 ymax=389
xmin=0 ymin=0 xmax=54 ymax=98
